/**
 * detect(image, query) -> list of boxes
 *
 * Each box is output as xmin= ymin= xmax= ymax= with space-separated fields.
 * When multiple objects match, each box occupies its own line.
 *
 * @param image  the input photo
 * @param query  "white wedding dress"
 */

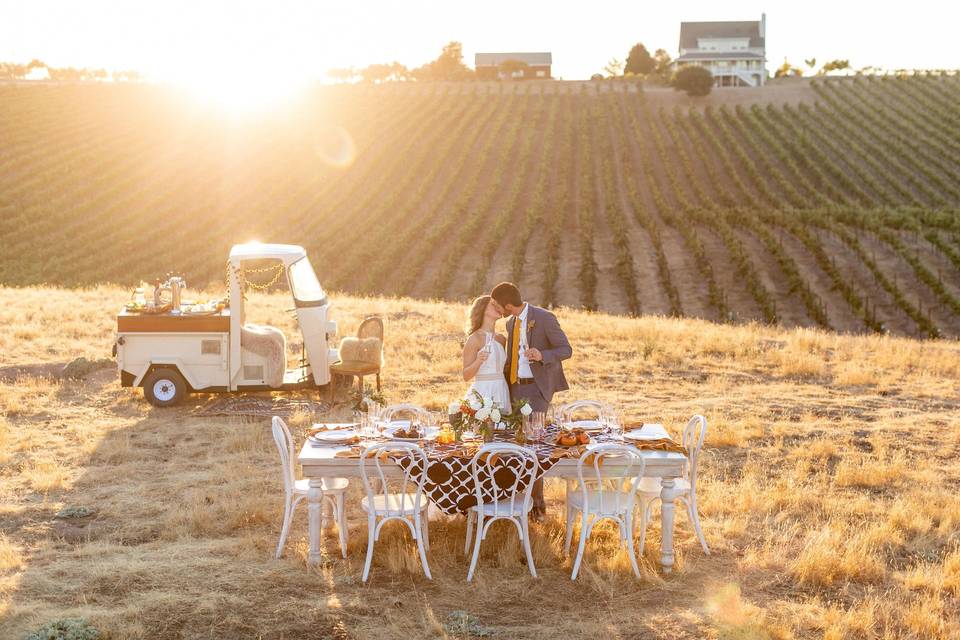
xmin=467 ymin=332 xmax=512 ymax=413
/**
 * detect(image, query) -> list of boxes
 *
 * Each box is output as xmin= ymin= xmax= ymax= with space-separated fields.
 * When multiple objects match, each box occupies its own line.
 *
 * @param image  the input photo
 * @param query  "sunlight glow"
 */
xmin=172 ymin=57 xmax=311 ymax=116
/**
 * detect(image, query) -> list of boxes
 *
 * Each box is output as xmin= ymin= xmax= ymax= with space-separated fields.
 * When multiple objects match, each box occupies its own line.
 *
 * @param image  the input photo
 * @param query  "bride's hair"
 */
xmin=466 ymin=295 xmax=492 ymax=337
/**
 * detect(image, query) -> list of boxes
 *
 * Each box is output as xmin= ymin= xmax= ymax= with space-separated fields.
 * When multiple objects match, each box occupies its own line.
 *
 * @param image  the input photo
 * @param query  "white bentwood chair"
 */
xmin=379 ymin=403 xmax=431 ymax=424
xmin=558 ymin=399 xmax=609 ymax=425
xmin=359 ymin=442 xmax=432 ymax=582
xmin=564 ymin=443 xmax=646 ymax=580
xmin=465 ymin=443 xmax=540 ymax=581
xmin=634 ymin=415 xmax=709 ymax=555
xmin=271 ymin=417 xmax=349 ymax=559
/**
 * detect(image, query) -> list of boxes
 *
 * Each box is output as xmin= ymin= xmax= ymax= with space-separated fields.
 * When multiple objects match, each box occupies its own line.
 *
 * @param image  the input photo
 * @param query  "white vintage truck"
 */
xmin=114 ymin=243 xmax=338 ymax=407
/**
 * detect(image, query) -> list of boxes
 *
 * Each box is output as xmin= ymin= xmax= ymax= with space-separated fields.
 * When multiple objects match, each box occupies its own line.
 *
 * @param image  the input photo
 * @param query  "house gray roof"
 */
xmin=474 ymin=52 xmax=552 ymax=67
xmin=676 ymin=51 xmax=763 ymax=62
xmin=679 ymin=21 xmax=764 ymax=49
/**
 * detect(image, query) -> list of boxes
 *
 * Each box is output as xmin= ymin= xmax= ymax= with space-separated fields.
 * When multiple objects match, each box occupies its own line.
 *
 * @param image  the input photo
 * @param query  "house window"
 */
xmin=536 ymin=69 xmax=546 ymax=78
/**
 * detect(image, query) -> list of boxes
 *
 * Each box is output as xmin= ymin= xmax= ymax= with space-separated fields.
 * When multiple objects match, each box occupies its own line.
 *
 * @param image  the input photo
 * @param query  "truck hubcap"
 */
xmin=153 ymin=379 xmax=176 ymax=402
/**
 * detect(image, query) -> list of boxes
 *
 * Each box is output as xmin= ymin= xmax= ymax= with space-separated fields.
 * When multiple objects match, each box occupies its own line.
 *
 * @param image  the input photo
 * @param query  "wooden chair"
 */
xmin=330 ymin=316 xmax=383 ymax=399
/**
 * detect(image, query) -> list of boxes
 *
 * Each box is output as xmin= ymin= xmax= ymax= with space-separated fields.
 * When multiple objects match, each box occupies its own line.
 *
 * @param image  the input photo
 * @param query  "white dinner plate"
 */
xmin=309 ymin=430 xmax=358 ymax=444
xmin=564 ymin=419 xmax=605 ymax=432
xmin=623 ymin=429 xmax=669 ymax=440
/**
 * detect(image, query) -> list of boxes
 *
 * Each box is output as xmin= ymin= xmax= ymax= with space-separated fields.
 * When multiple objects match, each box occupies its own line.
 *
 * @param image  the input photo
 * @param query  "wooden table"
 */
xmin=298 ymin=426 xmax=687 ymax=573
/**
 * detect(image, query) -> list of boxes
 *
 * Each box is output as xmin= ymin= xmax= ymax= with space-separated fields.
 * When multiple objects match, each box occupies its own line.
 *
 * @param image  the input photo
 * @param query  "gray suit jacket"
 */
xmin=504 ymin=305 xmax=572 ymax=404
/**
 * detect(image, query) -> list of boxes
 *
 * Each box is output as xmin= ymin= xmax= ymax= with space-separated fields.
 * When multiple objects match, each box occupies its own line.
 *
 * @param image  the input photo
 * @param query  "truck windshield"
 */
xmin=289 ymin=257 xmax=325 ymax=303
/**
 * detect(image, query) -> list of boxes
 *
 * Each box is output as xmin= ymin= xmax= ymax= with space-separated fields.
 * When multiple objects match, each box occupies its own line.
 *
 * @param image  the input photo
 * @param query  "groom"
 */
xmin=491 ymin=282 xmax=572 ymax=520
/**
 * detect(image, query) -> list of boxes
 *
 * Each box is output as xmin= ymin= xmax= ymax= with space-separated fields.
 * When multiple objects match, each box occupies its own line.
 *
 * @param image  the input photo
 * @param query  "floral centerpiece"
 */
xmin=448 ymin=391 xmax=533 ymax=443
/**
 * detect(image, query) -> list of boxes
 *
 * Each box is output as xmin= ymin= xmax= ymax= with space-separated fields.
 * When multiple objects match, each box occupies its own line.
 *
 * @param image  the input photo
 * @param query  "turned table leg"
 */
xmin=308 ymin=478 xmax=325 ymax=565
xmin=660 ymin=477 xmax=681 ymax=573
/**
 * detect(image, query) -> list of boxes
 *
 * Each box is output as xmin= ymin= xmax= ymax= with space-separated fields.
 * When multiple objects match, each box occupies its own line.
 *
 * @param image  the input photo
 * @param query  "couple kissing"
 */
xmin=460 ymin=282 xmax=573 ymax=518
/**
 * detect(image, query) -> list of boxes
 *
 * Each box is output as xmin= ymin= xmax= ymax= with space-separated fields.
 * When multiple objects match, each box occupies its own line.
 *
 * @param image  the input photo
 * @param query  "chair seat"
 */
xmin=361 ymin=493 xmax=427 ymax=515
xmin=568 ymin=489 xmax=636 ymax=515
xmin=471 ymin=499 xmax=532 ymax=517
xmin=635 ymin=476 xmax=690 ymax=496
xmin=330 ymin=360 xmax=381 ymax=375
xmin=294 ymin=477 xmax=350 ymax=495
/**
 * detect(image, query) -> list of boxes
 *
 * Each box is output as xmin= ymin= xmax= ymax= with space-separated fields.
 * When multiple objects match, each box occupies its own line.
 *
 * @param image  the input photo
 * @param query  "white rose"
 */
xmin=448 ymin=401 xmax=461 ymax=415
xmin=482 ymin=395 xmax=493 ymax=409
xmin=475 ymin=407 xmax=491 ymax=421
xmin=491 ymin=408 xmax=501 ymax=423
xmin=468 ymin=397 xmax=482 ymax=411
xmin=520 ymin=403 xmax=533 ymax=416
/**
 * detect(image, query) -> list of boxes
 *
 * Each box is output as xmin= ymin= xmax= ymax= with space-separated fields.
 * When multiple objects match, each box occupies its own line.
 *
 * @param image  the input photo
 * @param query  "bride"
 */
xmin=461 ymin=295 xmax=511 ymax=412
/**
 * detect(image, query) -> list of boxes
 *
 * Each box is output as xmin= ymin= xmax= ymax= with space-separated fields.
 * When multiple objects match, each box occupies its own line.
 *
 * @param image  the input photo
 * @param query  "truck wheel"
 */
xmin=142 ymin=368 xmax=188 ymax=407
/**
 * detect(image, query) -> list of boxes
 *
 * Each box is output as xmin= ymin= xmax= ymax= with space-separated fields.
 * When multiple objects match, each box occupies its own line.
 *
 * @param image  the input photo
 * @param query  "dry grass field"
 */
xmin=1 ymin=285 xmax=959 ymax=639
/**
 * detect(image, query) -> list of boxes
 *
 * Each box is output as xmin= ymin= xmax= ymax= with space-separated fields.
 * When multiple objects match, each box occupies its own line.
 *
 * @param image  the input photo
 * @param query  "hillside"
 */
xmin=2 ymin=75 xmax=960 ymax=336
xmin=1 ymin=286 xmax=959 ymax=639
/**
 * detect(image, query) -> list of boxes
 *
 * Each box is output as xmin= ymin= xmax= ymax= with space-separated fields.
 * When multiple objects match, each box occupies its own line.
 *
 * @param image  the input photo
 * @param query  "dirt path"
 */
xmin=553 ymin=98 xmax=584 ymax=309
xmin=858 ymin=229 xmax=960 ymax=337
xmin=812 ymin=227 xmax=916 ymax=336
xmin=588 ymin=105 xmax=632 ymax=316
xmin=731 ymin=227 xmax=815 ymax=329
xmin=694 ymin=224 xmax=764 ymax=323
xmin=771 ymin=226 xmax=864 ymax=333
xmin=620 ymin=93 xmax=713 ymax=320
xmin=896 ymin=228 xmax=960 ymax=303
xmin=605 ymin=101 xmax=672 ymax=316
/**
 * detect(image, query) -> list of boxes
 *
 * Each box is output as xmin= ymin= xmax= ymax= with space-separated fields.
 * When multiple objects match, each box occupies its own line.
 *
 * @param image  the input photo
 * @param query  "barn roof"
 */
xmin=475 ymin=52 xmax=553 ymax=67
xmin=679 ymin=21 xmax=764 ymax=49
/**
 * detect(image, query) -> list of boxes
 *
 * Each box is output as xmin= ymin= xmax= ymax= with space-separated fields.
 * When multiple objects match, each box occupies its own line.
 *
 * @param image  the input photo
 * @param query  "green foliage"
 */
xmin=412 ymin=41 xmax=474 ymax=81
xmin=24 ymin=618 xmax=101 ymax=640
xmin=625 ymin=43 xmax=655 ymax=76
xmin=672 ymin=66 xmax=713 ymax=97
xmin=498 ymin=59 xmax=530 ymax=78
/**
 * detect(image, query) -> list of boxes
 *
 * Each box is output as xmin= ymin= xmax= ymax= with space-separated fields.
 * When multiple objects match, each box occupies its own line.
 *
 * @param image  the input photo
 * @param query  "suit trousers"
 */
xmin=509 ymin=381 xmax=549 ymax=512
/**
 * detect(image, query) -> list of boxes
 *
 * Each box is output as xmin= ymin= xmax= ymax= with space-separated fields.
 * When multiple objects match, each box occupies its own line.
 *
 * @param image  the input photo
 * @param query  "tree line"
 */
xmin=0 ymin=59 xmax=142 ymax=82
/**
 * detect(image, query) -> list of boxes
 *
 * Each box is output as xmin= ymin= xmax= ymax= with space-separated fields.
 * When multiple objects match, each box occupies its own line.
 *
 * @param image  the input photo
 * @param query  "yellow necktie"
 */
xmin=509 ymin=317 xmax=520 ymax=384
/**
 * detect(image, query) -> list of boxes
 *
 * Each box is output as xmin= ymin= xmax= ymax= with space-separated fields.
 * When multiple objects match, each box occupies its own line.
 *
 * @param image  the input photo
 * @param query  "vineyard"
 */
xmin=2 ymin=75 xmax=960 ymax=337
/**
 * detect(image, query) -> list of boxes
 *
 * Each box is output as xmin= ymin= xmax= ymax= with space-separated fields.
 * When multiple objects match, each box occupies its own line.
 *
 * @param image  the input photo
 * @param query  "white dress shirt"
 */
xmin=517 ymin=303 xmax=533 ymax=379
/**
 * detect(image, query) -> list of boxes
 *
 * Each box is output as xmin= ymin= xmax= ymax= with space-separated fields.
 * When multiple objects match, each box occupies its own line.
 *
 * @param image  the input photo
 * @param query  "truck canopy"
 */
xmin=228 ymin=242 xmax=306 ymax=267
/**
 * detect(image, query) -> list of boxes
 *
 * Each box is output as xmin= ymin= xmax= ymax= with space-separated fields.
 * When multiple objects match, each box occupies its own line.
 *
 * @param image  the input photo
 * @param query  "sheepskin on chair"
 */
xmin=337 ymin=337 xmax=383 ymax=366
xmin=240 ymin=324 xmax=286 ymax=388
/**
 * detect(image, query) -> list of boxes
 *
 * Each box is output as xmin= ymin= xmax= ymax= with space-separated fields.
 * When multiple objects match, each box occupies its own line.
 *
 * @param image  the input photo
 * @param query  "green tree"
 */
xmin=672 ymin=65 xmax=713 ymax=96
xmin=603 ymin=57 xmax=624 ymax=78
xmin=653 ymin=48 xmax=673 ymax=82
xmin=498 ymin=59 xmax=530 ymax=79
xmin=819 ymin=59 xmax=850 ymax=75
xmin=360 ymin=63 xmax=392 ymax=83
xmin=624 ymin=43 xmax=655 ymax=75
xmin=775 ymin=59 xmax=803 ymax=78
xmin=413 ymin=41 xmax=474 ymax=81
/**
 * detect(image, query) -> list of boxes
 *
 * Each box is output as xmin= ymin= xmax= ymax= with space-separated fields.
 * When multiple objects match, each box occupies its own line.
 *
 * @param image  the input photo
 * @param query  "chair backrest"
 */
xmin=469 ymin=443 xmax=539 ymax=517
xmin=271 ymin=416 xmax=296 ymax=498
xmin=380 ymin=403 xmax=431 ymax=424
xmin=576 ymin=443 xmax=645 ymax=516
xmin=682 ymin=415 xmax=707 ymax=490
xmin=560 ymin=400 xmax=607 ymax=424
xmin=360 ymin=442 xmax=428 ymax=516
xmin=357 ymin=316 xmax=384 ymax=341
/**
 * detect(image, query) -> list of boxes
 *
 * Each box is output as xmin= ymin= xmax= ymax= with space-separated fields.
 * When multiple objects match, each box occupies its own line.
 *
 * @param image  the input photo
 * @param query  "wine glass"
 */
xmin=531 ymin=412 xmax=546 ymax=441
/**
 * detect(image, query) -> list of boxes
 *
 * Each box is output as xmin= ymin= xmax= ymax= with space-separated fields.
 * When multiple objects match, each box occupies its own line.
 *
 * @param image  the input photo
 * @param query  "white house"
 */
xmin=675 ymin=14 xmax=767 ymax=87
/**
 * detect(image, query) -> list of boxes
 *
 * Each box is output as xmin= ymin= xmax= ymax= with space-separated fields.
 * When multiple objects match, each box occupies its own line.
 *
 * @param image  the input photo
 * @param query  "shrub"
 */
xmin=673 ymin=65 xmax=713 ymax=97
xmin=24 ymin=618 xmax=101 ymax=640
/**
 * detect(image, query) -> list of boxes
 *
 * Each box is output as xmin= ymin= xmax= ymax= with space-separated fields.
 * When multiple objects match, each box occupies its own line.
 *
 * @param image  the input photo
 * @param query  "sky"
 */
xmin=2 ymin=0 xmax=959 ymax=83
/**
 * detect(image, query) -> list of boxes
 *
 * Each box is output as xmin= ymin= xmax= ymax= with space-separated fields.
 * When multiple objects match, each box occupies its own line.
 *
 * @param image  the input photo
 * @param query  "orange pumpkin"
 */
xmin=558 ymin=432 xmax=578 ymax=447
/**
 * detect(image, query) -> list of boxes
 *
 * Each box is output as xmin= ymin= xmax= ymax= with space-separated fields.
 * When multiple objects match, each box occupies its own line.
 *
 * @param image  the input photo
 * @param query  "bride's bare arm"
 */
xmin=462 ymin=334 xmax=489 ymax=382
xmin=494 ymin=334 xmax=506 ymax=347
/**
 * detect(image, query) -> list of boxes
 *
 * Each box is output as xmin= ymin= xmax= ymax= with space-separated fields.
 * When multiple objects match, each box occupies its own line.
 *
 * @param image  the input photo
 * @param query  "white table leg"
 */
xmin=308 ymin=478 xmax=325 ymax=565
xmin=660 ymin=477 xmax=681 ymax=573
